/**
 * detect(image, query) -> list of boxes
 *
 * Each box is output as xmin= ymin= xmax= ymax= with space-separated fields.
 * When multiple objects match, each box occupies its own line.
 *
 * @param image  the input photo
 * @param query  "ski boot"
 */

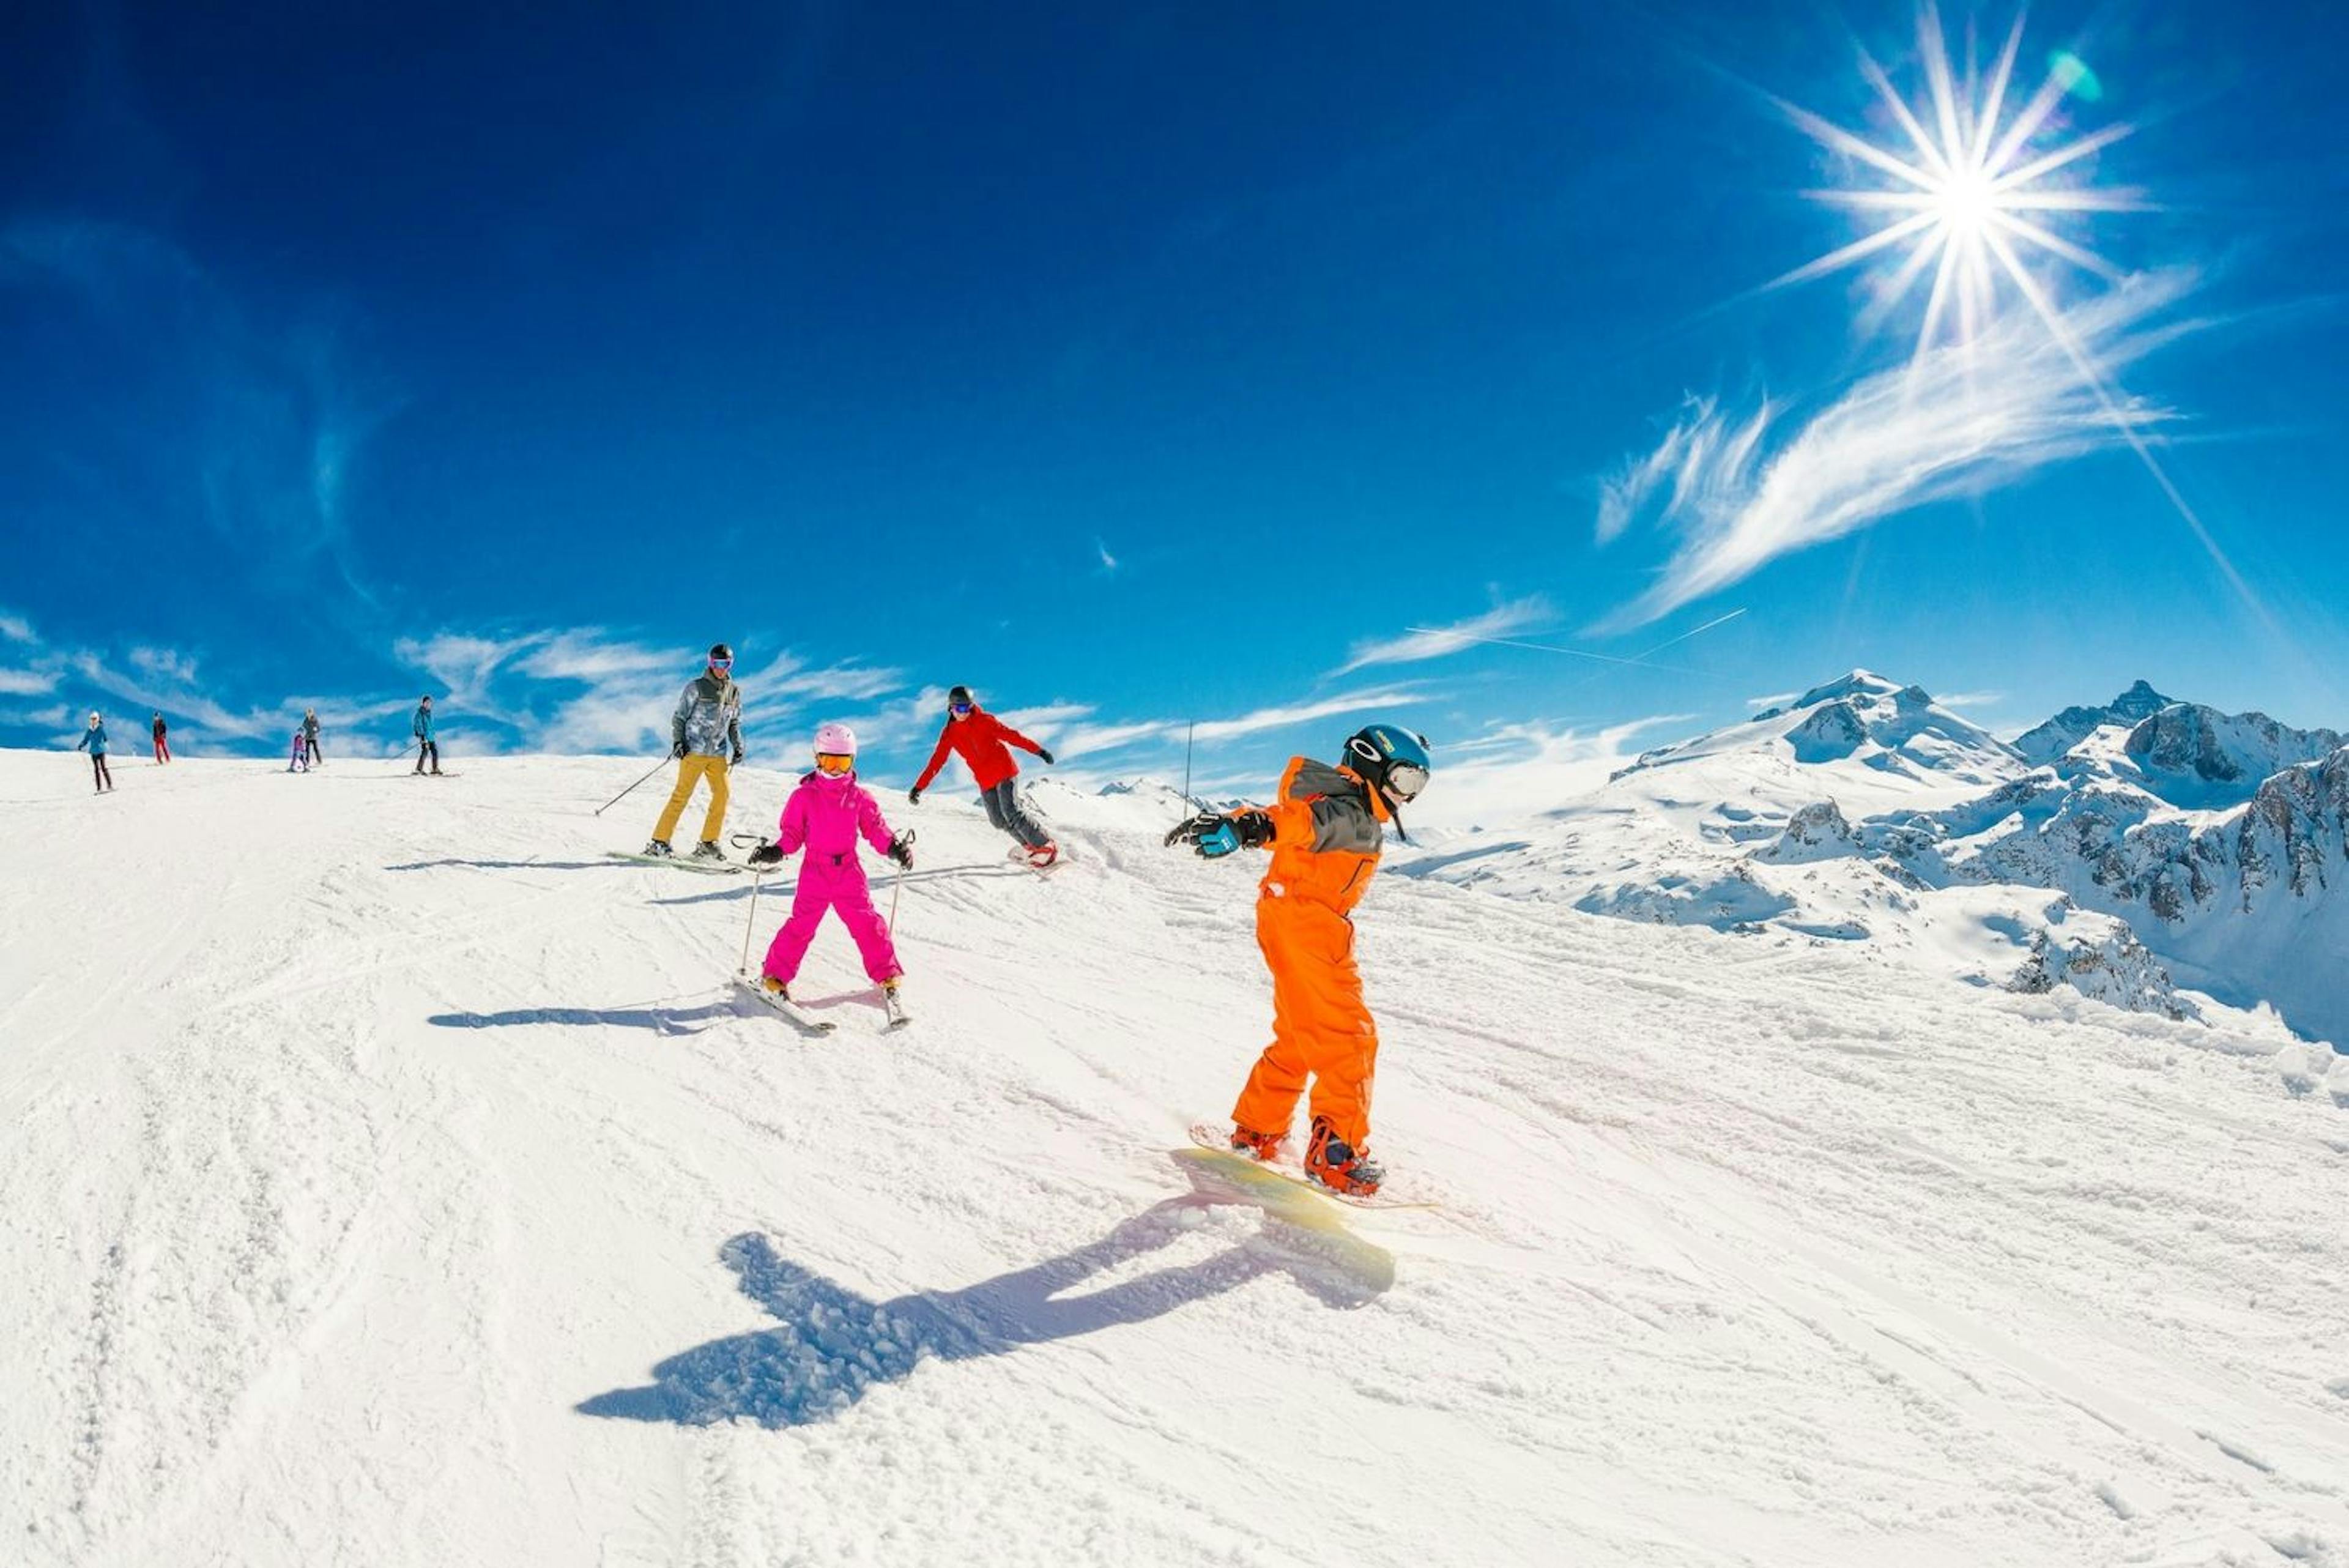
xmin=1304 ymin=1118 xmax=1385 ymax=1197
xmin=642 ymin=838 xmax=675 ymax=858
xmin=760 ymin=975 xmax=791 ymax=1000
xmin=1228 ymin=1124 xmax=1282 ymax=1162
xmin=691 ymin=840 xmax=727 ymax=863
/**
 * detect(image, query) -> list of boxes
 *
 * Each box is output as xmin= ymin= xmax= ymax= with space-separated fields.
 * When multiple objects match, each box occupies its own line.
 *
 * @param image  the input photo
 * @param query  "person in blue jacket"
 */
xmin=412 ymin=696 xmax=443 ymax=776
xmin=76 ymin=712 xmax=114 ymax=793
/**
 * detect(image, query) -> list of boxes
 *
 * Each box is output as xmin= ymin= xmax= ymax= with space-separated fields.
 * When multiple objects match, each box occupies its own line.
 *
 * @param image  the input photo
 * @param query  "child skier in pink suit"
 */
xmin=747 ymin=723 xmax=913 ymax=1000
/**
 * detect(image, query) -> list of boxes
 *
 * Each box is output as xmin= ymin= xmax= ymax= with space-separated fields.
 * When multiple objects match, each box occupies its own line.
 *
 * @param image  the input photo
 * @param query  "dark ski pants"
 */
xmin=91 ymin=754 xmax=113 ymax=790
xmin=305 ymin=735 xmax=321 ymax=765
xmin=981 ymin=778 xmax=1049 ymax=849
xmin=415 ymin=740 xmax=440 ymax=773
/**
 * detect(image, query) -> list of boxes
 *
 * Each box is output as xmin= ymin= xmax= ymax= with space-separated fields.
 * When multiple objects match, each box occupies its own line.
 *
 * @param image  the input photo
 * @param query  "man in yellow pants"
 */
xmin=645 ymin=643 xmax=744 ymax=863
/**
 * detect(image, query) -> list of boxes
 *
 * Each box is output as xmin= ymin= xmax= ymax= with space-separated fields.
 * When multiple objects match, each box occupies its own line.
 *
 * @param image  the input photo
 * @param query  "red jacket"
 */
xmin=914 ymin=707 xmax=1044 ymax=793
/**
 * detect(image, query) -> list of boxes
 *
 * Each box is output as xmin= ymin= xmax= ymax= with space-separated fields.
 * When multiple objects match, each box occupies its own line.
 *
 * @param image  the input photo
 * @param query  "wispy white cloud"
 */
xmin=1094 ymin=538 xmax=1120 ymax=574
xmin=0 ymin=667 xmax=57 ymax=696
xmin=0 ymin=609 xmax=34 ymax=643
xmin=128 ymin=645 xmax=199 ymax=685
xmin=1595 ymin=269 xmax=2201 ymax=629
xmin=1190 ymin=688 xmax=1422 ymax=743
xmin=1935 ymin=689 xmax=2006 ymax=710
xmin=1337 ymin=596 xmax=1552 ymax=675
xmin=1745 ymin=691 xmax=1798 ymax=710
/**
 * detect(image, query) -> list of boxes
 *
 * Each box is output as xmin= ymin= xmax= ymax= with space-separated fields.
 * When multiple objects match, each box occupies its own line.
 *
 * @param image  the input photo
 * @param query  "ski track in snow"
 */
xmin=4 ymin=752 xmax=2348 ymax=1567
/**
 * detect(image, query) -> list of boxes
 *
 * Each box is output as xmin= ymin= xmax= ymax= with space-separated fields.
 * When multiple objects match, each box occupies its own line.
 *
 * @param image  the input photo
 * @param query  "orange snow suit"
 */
xmin=1229 ymin=756 xmax=1391 ymax=1153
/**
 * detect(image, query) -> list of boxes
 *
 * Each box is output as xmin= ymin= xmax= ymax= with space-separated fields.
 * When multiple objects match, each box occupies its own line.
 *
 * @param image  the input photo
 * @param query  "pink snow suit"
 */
xmin=760 ymin=770 xmax=905 ymax=987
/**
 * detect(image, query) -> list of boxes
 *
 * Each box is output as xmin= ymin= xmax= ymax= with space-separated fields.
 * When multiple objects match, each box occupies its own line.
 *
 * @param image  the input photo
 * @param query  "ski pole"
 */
xmin=740 ymin=866 xmax=765 ymax=978
xmin=887 ymin=829 xmax=916 ymax=932
xmin=595 ymin=754 xmax=673 ymax=817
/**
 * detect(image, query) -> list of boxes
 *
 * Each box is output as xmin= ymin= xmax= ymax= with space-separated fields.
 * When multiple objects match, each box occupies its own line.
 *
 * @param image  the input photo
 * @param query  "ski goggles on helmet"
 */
xmin=814 ymin=752 xmax=855 ymax=775
xmin=1384 ymin=760 xmax=1430 ymax=803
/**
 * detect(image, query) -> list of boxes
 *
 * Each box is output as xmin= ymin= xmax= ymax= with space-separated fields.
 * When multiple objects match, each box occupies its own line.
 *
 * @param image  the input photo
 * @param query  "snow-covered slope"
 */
xmin=5 ymin=750 xmax=2349 ymax=1567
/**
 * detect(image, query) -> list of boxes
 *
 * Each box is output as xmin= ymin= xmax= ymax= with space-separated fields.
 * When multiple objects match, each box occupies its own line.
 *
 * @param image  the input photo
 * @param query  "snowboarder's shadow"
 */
xmin=577 ymin=1159 xmax=1393 ymax=1429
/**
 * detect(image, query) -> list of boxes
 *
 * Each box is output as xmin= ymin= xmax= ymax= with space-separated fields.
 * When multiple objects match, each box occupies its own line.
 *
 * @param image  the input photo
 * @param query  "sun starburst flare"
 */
xmin=1772 ymin=3 xmax=2151 ymax=373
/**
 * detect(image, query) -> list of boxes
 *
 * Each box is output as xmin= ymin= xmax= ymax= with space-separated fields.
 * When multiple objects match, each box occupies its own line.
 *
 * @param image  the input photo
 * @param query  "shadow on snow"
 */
xmin=426 ymin=999 xmax=740 ymax=1035
xmin=577 ymin=1158 xmax=1392 ymax=1429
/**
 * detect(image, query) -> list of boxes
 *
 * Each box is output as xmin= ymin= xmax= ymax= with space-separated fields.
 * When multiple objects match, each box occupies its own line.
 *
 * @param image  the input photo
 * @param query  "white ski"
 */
xmin=732 ymin=976 xmax=836 ymax=1035
xmin=605 ymin=851 xmax=743 ymax=877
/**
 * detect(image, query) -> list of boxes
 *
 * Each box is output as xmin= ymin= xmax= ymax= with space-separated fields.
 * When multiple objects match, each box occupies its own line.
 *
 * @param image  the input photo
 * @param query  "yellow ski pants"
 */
xmin=654 ymin=754 xmax=731 ymax=845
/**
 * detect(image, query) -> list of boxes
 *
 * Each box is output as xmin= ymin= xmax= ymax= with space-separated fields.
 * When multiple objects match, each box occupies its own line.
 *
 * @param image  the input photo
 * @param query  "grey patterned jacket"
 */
xmin=672 ymin=674 xmax=743 ymax=758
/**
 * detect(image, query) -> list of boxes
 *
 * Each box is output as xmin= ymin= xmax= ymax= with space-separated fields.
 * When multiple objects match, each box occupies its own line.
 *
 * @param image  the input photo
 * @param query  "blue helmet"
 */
xmin=1344 ymin=723 xmax=1431 ymax=804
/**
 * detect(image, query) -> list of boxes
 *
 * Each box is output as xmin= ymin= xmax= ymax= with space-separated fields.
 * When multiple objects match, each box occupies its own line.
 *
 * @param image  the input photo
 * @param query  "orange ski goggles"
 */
xmin=814 ymin=752 xmax=855 ymax=775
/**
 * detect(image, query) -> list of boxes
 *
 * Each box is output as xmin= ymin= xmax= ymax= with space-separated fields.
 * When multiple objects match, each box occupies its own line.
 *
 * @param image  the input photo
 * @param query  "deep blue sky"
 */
xmin=4 ymin=0 xmax=2345 ymax=793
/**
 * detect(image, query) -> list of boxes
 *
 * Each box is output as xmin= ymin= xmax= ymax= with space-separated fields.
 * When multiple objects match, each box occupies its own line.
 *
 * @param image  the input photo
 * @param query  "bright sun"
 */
xmin=1769 ymin=2 xmax=2150 ymax=370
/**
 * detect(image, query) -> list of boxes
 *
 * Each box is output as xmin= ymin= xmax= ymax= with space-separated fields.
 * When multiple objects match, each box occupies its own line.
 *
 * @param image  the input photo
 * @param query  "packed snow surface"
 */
xmin=5 ymin=749 xmax=2349 ymax=1567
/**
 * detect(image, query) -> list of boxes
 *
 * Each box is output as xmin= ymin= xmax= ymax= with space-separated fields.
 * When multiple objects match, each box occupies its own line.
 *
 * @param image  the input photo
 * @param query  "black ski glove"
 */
xmin=1166 ymin=809 xmax=1269 ymax=858
xmin=1037 ymin=747 xmax=1055 ymax=765
xmin=671 ymin=740 xmax=688 ymax=759
xmin=730 ymin=746 xmax=744 ymax=766
xmin=887 ymin=835 xmax=915 ymax=869
xmin=907 ymin=786 xmax=924 ymax=806
xmin=747 ymin=842 xmax=785 ymax=870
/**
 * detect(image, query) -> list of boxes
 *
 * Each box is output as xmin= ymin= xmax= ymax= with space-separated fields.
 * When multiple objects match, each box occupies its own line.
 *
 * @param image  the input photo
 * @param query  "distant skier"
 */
xmin=302 ymin=708 xmax=322 ymax=767
xmin=907 ymin=685 xmax=1058 ymax=867
xmin=1164 ymin=723 xmax=1433 ymax=1197
xmin=412 ymin=696 xmax=442 ymax=775
xmin=288 ymin=727 xmax=311 ymax=773
xmin=644 ymin=644 xmax=744 ymax=862
xmin=77 ymin=712 xmax=115 ymax=793
xmin=151 ymin=712 xmax=170 ymax=764
xmin=746 ymin=723 xmax=913 ymax=1007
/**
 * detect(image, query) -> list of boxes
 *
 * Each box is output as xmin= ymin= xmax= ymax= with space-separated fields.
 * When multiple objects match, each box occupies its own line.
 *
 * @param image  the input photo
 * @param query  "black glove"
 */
xmin=671 ymin=740 xmax=688 ymax=759
xmin=730 ymin=746 xmax=744 ymax=766
xmin=907 ymin=786 xmax=924 ymax=806
xmin=1037 ymin=747 xmax=1055 ymax=765
xmin=747 ymin=842 xmax=785 ymax=869
xmin=1230 ymin=809 xmax=1275 ymax=849
xmin=1165 ymin=810 xmax=1233 ymax=855
xmin=888 ymin=835 xmax=915 ymax=869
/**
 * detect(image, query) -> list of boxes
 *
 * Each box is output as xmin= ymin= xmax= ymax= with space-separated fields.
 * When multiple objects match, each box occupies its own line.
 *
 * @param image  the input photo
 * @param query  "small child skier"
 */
xmin=747 ymin=723 xmax=915 ymax=1004
xmin=288 ymin=728 xmax=310 ymax=772
xmin=76 ymin=712 xmax=114 ymax=793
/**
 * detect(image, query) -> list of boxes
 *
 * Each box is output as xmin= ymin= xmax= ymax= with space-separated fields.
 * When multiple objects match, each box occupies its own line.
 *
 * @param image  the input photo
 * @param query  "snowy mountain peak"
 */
xmin=2014 ymin=679 xmax=2175 ymax=766
xmin=2119 ymin=703 xmax=2346 ymax=806
xmin=1791 ymin=668 xmax=1909 ymax=708
xmin=1614 ymin=670 xmax=2016 ymax=794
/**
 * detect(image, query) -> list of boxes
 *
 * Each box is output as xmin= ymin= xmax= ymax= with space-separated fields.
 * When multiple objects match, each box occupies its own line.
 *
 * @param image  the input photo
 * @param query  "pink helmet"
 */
xmin=812 ymin=721 xmax=858 ymax=757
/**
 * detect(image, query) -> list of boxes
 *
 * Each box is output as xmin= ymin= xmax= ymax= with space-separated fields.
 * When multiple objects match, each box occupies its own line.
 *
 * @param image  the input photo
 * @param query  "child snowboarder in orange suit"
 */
xmin=1165 ymin=723 xmax=1432 ymax=1197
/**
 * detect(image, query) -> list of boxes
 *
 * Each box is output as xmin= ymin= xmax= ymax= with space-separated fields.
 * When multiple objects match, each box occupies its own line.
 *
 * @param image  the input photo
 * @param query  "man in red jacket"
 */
xmin=907 ymin=685 xmax=1059 ymax=866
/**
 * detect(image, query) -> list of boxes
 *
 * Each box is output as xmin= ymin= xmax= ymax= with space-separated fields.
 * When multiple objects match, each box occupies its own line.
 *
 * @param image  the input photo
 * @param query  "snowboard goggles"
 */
xmin=1384 ymin=760 xmax=1429 ymax=802
xmin=814 ymin=752 xmax=855 ymax=775
xmin=707 ymin=657 xmax=733 ymax=671
xmin=948 ymin=701 xmax=973 ymax=716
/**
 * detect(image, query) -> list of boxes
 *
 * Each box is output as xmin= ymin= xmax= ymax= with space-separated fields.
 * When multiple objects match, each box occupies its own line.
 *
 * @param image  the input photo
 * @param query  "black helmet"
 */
xmin=947 ymin=685 xmax=974 ymax=710
xmin=709 ymin=642 xmax=733 ymax=663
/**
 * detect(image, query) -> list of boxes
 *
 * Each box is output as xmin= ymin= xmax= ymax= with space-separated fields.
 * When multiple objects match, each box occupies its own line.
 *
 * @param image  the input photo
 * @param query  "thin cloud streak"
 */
xmin=1595 ymin=268 xmax=2203 ymax=630
xmin=1338 ymin=596 xmax=1551 ymax=675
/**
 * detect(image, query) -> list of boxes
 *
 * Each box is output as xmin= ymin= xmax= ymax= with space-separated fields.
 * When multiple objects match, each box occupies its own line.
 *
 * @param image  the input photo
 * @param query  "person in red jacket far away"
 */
xmin=906 ymin=684 xmax=1059 ymax=867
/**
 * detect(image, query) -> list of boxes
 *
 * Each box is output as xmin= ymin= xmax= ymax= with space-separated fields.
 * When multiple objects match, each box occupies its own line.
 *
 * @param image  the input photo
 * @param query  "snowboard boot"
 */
xmin=642 ymin=838 xmax=675 ymax=858
xmin=1027 ymin=841 xmax=1059 ymax=869
xmin=1304 ymin=1118 xmax=1384 ymax=1197
xmin=691 ymin=840 xmax=727 ymax=863
xmin=1228 ymin=1124 xmax=1282 ymax=1162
